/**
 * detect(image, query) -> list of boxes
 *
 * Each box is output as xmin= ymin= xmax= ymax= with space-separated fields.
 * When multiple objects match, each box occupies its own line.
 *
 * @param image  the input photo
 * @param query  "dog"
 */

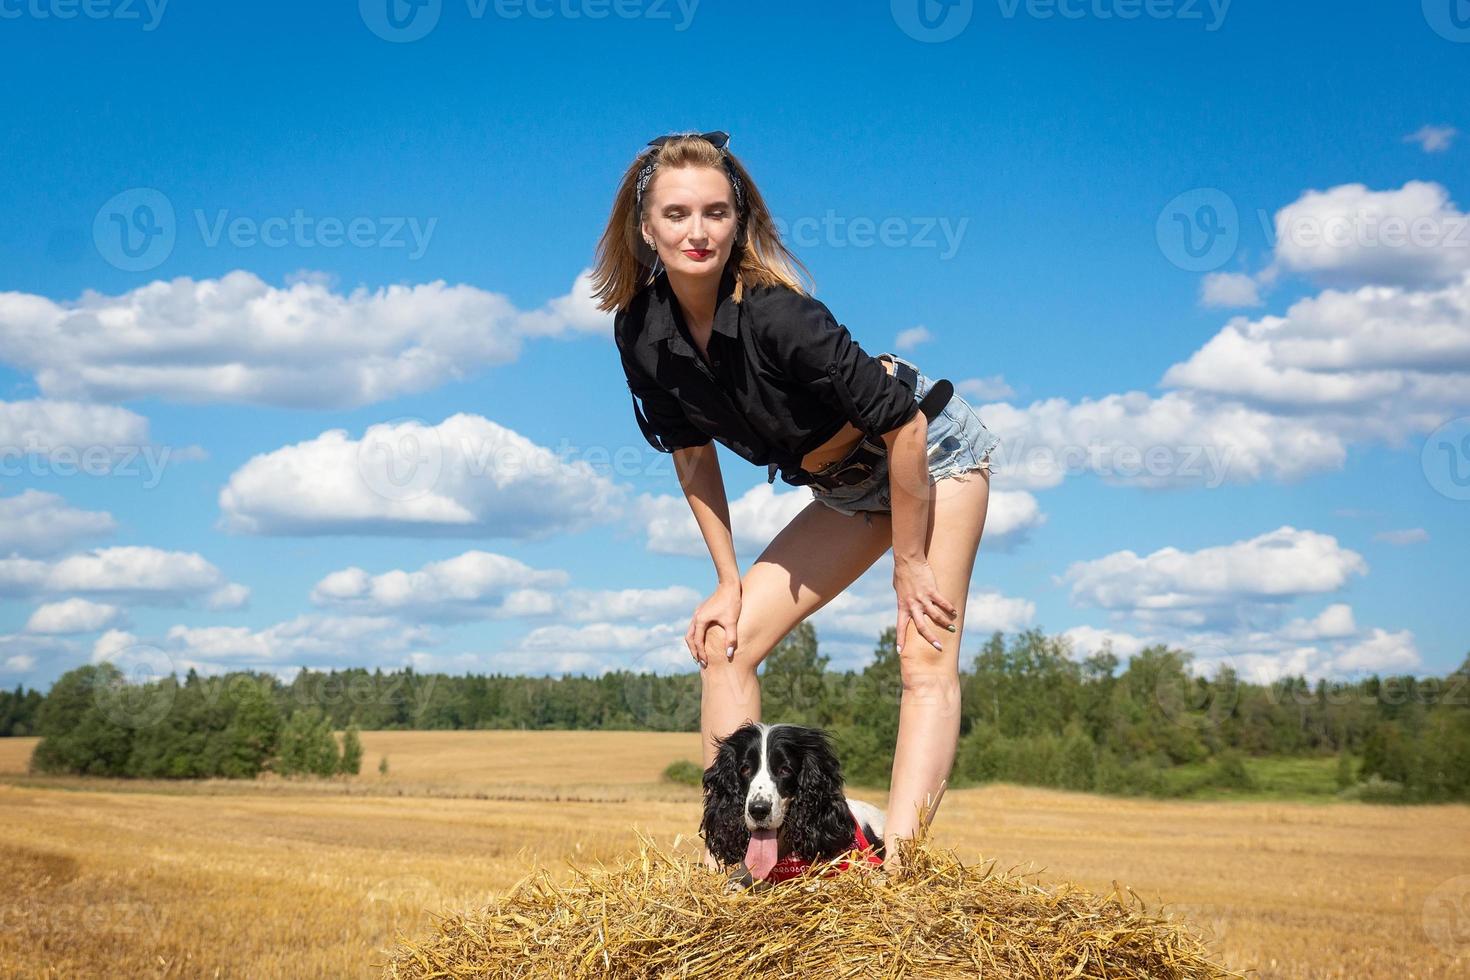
xmin=700 ymin=722 xmax=885 ymax=886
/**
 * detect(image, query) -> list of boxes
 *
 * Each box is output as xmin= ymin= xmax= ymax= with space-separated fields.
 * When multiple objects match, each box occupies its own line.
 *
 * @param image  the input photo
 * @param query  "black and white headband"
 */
xmin=634 ymin=130 xmax=746 ymax=218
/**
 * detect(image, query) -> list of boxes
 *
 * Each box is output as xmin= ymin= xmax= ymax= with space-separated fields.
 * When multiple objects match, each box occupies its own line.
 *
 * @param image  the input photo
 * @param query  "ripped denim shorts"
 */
xmin=809 ymin=352 xmax=1002 ymax=527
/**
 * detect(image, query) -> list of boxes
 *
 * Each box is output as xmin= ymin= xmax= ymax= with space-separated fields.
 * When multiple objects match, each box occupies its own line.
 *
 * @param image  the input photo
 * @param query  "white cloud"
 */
xmin=0 ymin=399 xmax=197 ymax=474
xmin=218 ymin=414 xmax=626 ymax=538
xmin=1404 ymin=125 xmax=1457 ymax=154
xmin=476 ymin=647 xmax=635 ymax=677
xmin=0 ymin=268 xmax=607 ymax=408
xmin=952 ymin=590 xmax=1037 ymax=634
xmin=636 ymin=481 xmax=810 ymax=557
xmin=310 ymin=552 xmax=561 ymax=605
xmin=0 ymin=490 xmax=116 ymax=558
xmin=1373 ymin=528 xmax=1429 ymax=545
xmin=973 ymin=188 xmax=1470 ymax=493
xmin=25 ymin=597 xmax=123 ymax=634
xmin=92 ymin=628 xmax=142 ymax=662
xmin=954 ymin=375 xmax=1016 ymax=401
xmin=310 ymin=550 xmax=570 ymax=619
xmin=114 ymin=614 xmax=443 ymax=675
xmin=1332 ymin=627 xmax=1420 ymax=673
xmin=1265 ymin=181 xmax=1470 ymax=288
xmin=894 ymin=326 xmax=933 ymax=351
xmin=0 ymin=632 xmax=82 ymax=675
xmin=496 ymin=619 xmax=691 ymax=676
xmin=1280 ymin=602 xmax=1357 ymax=640
xmin=1060 ymin=625 xmax=1151 ymax=660
xmin=205 ymin=583 xmax=251 ymax=610
xmin=981 ymin=490 xmax=1046 ymax=547
xmin=1160 ymin=274 xmax=1470 ymax=443
xmin=981 ymin=390 xmax=1346 ymax=490
xmin=1200 ymin=271 xmax=1263 ymax=308
xmin=535 ymin=585 xmax=703 ymax=624
xmin=1056 ymin=615 xmax=1422 ymax=684
xmin=784 ymin=559 xmax=1038 ymax=671
xmin=0 ymin=546 xmax=238 ymax=605
xmin=1060 ymin=526 xmax=1368 ymax=628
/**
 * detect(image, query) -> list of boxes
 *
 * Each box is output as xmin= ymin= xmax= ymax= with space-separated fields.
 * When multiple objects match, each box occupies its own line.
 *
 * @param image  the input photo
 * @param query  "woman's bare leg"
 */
xmin=884 ymin=467 xmax=991 ymax=872
xmin=696 ymin=499 xmax=893 ymax=869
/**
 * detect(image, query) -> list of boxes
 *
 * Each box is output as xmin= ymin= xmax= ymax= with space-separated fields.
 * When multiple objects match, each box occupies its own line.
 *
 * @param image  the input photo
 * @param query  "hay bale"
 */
xmin=380 ymin=829 xmax=1240 ymax=980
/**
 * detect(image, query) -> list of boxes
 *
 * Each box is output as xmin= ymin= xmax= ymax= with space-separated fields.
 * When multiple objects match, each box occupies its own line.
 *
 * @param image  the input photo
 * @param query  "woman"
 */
xmin=590 ymin=131 xmax=1001 ymax=873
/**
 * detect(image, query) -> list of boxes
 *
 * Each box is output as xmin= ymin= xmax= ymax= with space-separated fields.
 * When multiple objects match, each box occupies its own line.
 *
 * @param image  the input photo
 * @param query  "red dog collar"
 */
xmin=763 ymin=812 xmax=884 ymax=883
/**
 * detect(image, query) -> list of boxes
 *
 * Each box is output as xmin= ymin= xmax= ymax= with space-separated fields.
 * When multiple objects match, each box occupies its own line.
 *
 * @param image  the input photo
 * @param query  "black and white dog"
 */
xmin=700 ymin=722 xmax=885 ymax=883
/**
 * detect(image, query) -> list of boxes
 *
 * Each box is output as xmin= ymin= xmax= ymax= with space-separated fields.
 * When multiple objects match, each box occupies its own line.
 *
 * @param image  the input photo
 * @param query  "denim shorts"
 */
xmin=809 ymin=353 xmax=1002 ymax=527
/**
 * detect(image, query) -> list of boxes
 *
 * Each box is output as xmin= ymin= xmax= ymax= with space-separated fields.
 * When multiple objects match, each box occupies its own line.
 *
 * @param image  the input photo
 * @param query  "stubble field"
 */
xmin=1 ymin=731 xmax=1467 ymax=979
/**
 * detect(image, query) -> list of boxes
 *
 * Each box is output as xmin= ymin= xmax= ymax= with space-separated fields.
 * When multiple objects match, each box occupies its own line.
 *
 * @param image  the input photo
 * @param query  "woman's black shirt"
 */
xmin=614 ymin=265 xmax=919 ymax=486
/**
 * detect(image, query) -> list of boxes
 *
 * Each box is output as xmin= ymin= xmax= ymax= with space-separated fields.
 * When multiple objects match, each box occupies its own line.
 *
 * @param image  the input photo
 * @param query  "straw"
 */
xmin=381 ymin=787 xmax=1241 ymax=980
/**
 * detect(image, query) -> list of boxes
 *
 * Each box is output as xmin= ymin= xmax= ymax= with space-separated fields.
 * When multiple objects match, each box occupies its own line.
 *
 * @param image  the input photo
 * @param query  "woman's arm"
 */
xmin=674 ymin=442 xmax=744 ymax=665
xmin=881 ymin=412 xmax=930 ymax=567
xmin=882 ymin=413 xmax=958 ymax=654
xmin=674 ymin=442 xmax=740 ymax=587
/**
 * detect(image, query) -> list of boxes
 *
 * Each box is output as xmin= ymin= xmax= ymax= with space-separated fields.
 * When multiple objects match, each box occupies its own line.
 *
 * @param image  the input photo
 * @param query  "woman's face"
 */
xmin=640 ymin=165 xmax=739 ymax=280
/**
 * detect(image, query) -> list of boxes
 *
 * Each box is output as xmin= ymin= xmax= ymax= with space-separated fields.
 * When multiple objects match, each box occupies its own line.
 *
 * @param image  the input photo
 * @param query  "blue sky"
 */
xmin=0 ymin=0 xmax=1466 ymax=691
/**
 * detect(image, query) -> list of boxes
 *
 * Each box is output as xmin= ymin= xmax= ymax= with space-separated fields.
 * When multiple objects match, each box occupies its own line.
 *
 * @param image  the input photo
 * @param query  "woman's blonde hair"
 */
xmin=590 ymin=133 xmax=815 ymax=313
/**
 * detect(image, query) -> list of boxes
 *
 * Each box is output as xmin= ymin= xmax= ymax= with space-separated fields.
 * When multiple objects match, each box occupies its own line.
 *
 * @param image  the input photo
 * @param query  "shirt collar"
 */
xmin=641 ymin=263 xmax=741 ymax=353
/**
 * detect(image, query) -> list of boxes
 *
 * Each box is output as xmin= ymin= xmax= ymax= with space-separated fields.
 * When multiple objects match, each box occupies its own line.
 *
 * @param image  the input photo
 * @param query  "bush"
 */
xmin=1338 ymin=774 xmax=1407 ymax=803
xmin=661 ymin=759 xmax=703 ymax=787
xmin=1209 ymin=750 xmax=1256 ymax=791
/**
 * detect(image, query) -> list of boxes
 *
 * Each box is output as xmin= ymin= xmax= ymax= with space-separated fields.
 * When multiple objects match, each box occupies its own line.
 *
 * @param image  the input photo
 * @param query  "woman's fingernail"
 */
xmin=932 ymin=640 xmax=943 ymax=650
xmin=726 ymin=645 xmax=734 ymax=659
xmin=946 ymin=625 xmax=956 ymax=633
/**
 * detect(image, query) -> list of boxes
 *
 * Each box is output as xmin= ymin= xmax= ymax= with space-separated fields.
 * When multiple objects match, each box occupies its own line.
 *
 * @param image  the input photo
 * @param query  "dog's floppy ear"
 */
xmin=699 ymin=727 xmax=751 ymax=867
xmin=783 ymin=727 xmax=854 ymax=862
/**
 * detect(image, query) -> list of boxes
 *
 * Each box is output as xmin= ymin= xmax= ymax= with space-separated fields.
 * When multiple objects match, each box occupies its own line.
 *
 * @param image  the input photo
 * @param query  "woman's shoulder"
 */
xmin=613 ymin=281 xmax=658 ymax=347
xmin=741 ymin=280 xmax=838 ymax=345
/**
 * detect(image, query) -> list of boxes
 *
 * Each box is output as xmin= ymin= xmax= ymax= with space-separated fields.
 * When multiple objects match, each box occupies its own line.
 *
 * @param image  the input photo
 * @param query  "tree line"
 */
xmin=9 ymin=626 xmax=1469 ymax=801
xmin=26 ymin=663 xmax=363 ymax=779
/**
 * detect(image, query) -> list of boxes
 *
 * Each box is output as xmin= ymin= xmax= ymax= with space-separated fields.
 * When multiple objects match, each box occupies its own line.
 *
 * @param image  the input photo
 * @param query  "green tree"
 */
xmin=759 ymin=622 xmax=830 ymax=724
xmin=339 ymin=724 xmax=364 ymax=775
xmin=30 ymin=665 xmax=134 ymax=776
xmin=831 ymin=628 xmax=903 ymax=788
xmin=276 ymin=707 xmax=340 ymax=776
xmin=218 ymin=678 xmax=283 ymax=778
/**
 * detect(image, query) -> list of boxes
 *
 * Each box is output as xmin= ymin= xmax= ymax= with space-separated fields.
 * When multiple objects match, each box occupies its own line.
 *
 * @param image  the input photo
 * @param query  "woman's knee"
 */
xmin=898 ymin=643 xmax=961 ymax=707
xmin=698 ymin=599 xmax=783 ymax=668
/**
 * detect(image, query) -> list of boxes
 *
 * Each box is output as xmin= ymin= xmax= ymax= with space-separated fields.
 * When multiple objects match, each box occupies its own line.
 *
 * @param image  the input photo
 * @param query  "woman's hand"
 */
xmin=893 ymin=558 xmax=957 ymax=654
xmin=687 ymin=580 xmax=742 ymax=668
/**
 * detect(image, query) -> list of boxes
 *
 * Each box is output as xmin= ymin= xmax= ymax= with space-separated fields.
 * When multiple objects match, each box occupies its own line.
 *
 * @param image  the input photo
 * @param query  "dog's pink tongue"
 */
xmin=745 ymin=829 xmax=779 ymax=879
